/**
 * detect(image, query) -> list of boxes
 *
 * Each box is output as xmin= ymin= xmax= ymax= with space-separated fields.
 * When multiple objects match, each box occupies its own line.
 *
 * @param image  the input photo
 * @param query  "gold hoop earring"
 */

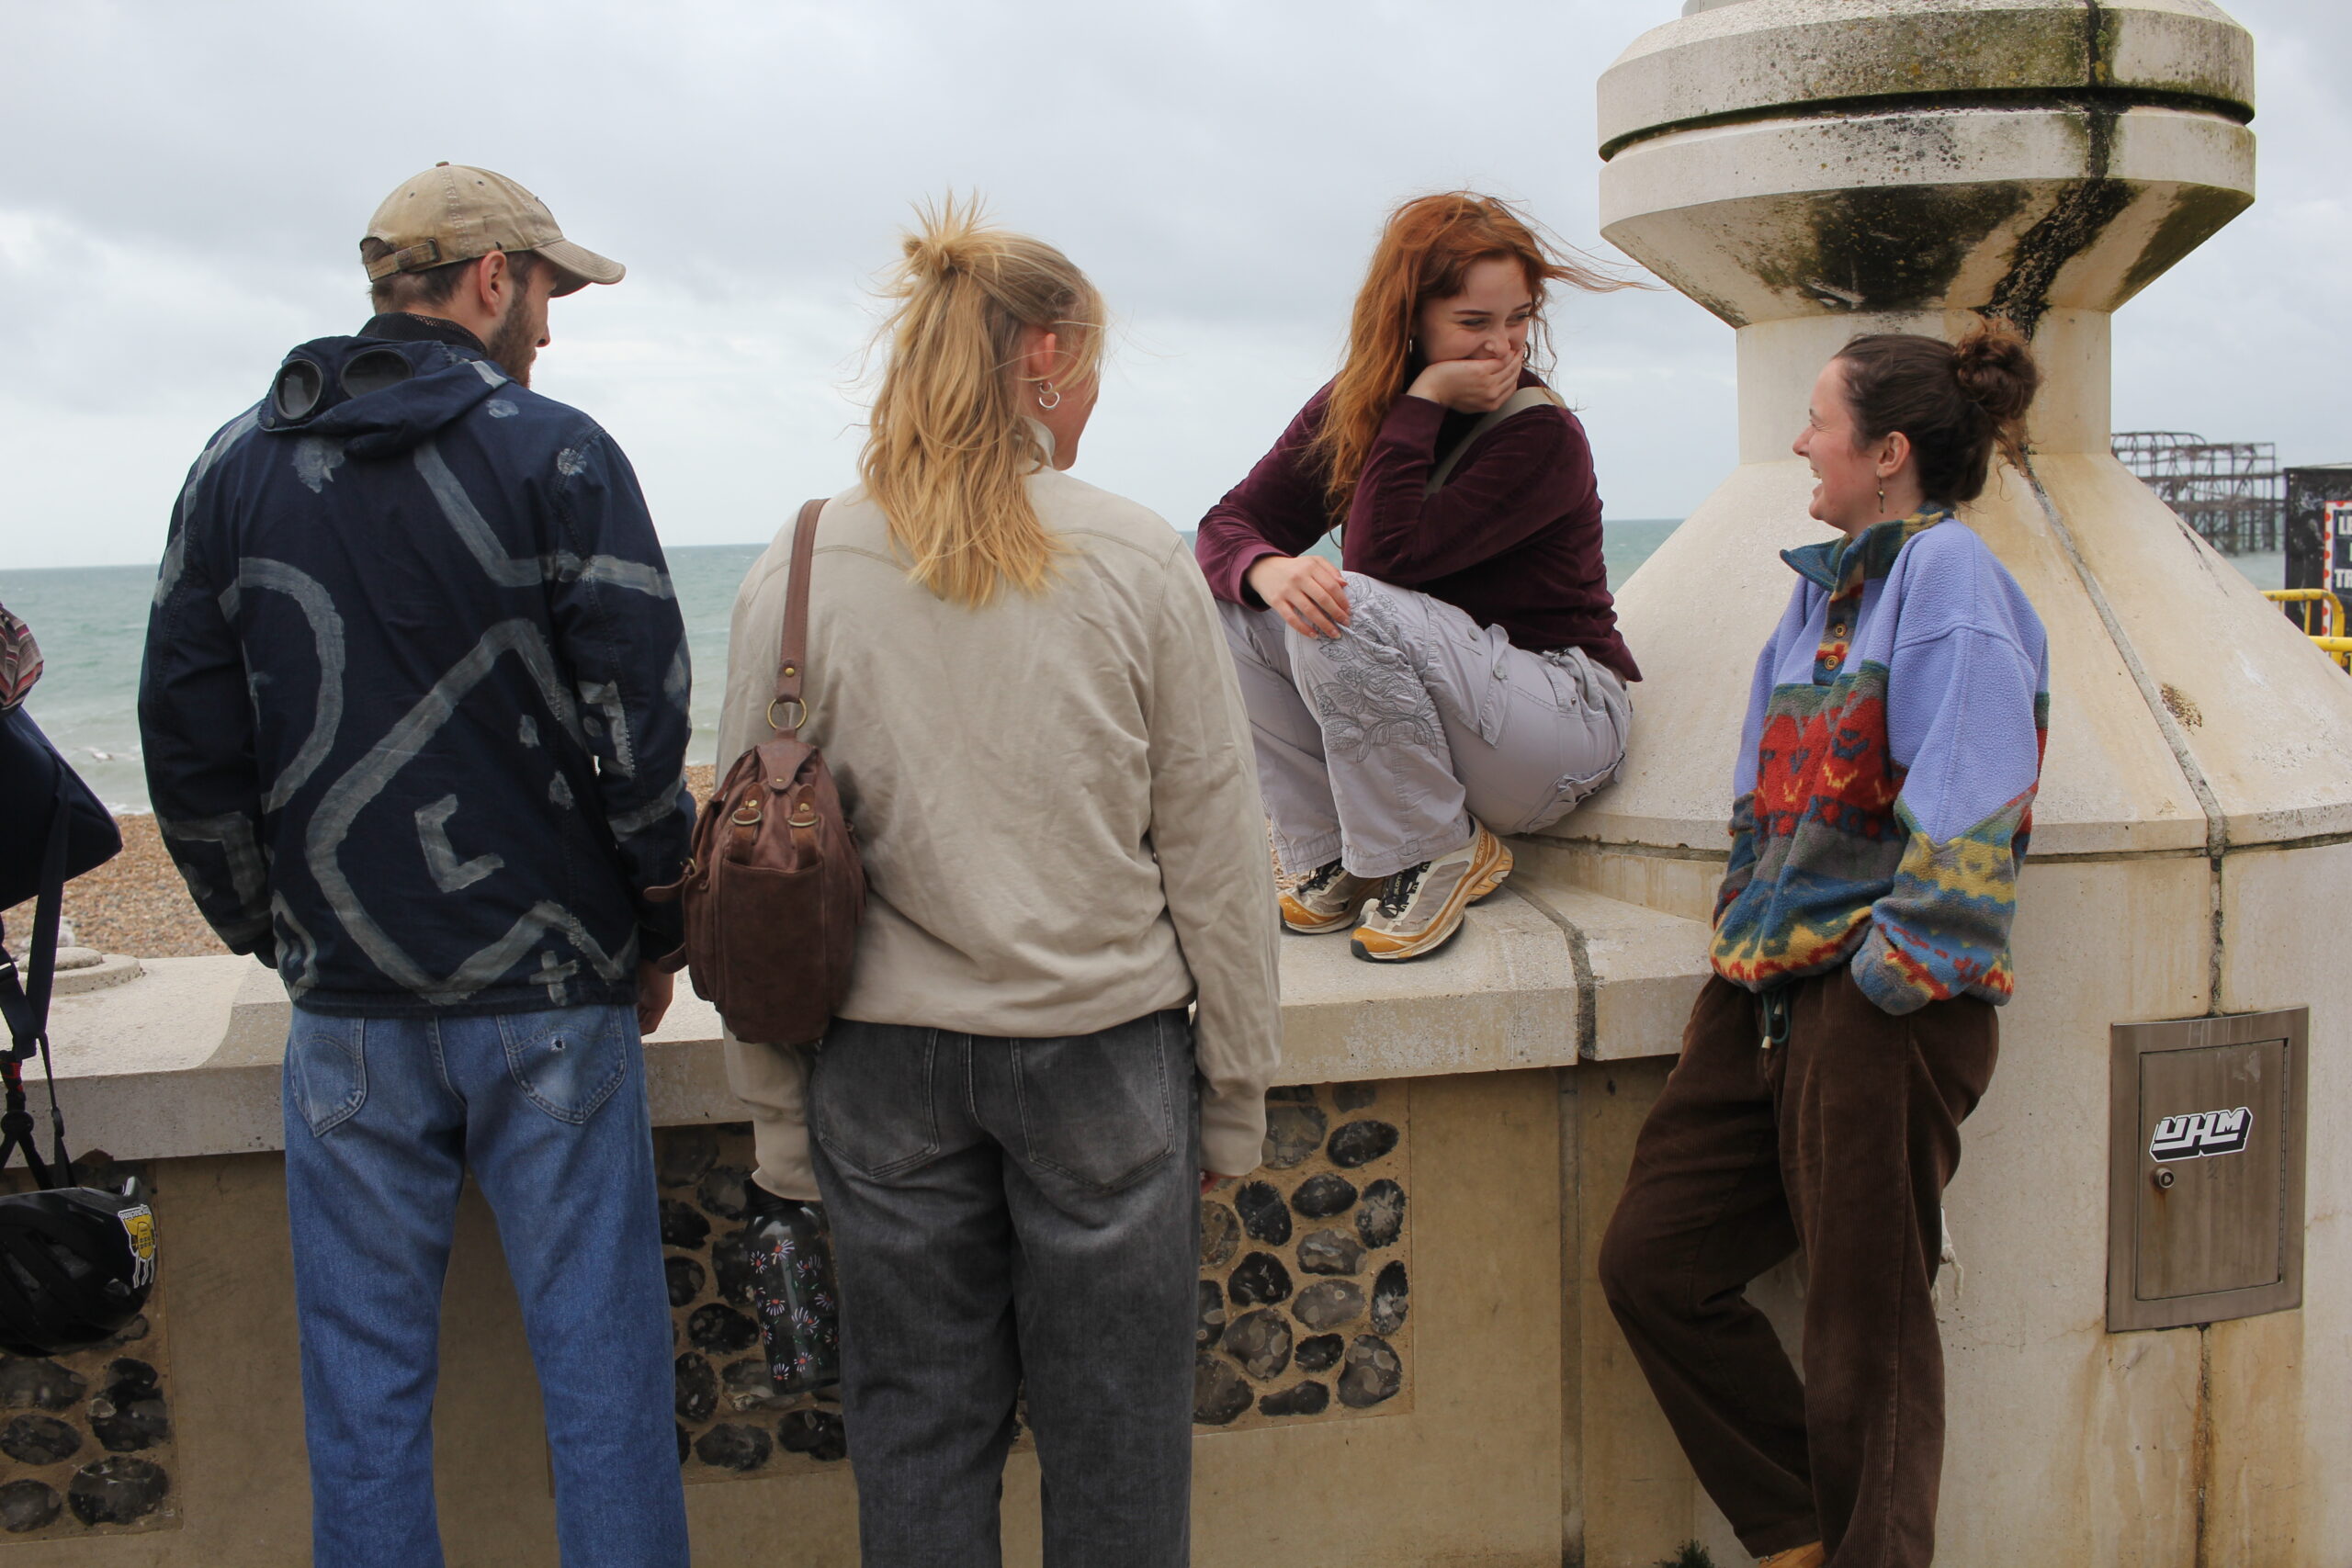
xmin=1036 ymin=381 xmax=1061 ymax=412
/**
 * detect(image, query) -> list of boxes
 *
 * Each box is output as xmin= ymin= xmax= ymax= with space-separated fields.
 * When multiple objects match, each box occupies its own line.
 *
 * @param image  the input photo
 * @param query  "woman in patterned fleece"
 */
xmin=1195 ymin=193 xmax=1638 ymax=963
xmin=1600 ymin=324 xmax=2047 ymax=1568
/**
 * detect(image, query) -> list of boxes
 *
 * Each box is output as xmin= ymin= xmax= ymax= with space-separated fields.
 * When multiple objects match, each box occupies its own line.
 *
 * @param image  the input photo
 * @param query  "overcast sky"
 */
xmin=1 ymin=0 xmax=2343 ymax=570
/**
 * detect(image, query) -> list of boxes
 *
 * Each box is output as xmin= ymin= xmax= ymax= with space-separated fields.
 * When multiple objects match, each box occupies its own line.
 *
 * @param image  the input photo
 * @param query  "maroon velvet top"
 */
xmin=1194 ymin=378 xmax=1640 ymax=682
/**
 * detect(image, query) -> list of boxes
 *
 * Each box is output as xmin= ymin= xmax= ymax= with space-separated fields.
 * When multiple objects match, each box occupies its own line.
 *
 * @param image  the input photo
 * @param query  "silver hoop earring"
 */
xmin=1036 ymin=382 xmax=1062 ymax=412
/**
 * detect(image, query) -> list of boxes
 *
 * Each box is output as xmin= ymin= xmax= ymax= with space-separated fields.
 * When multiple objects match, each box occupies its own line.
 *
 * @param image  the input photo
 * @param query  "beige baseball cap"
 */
xmin=363 ymin=163 xmax=624 ymax=297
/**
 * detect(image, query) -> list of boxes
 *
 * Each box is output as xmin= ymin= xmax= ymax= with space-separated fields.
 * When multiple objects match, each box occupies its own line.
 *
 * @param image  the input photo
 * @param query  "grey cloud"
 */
xmin=0 ymin=0 xmax=2335 ymax=569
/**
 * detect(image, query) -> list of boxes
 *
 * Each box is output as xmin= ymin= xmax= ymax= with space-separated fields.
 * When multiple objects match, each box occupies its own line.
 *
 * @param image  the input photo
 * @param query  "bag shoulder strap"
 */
xmin=0 ymin=774 xmax=78 ymax=1187
xmin=1423 ymin=385 xmax=1566 ymax=496
xmin=771 ymin=498 xmax=826 ymax=739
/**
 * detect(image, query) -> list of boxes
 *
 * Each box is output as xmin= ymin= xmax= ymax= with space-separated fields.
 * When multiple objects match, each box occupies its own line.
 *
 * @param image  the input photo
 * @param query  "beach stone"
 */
xmin=722 ymin=1357 xmax=788 ymax=1411
xmin=1291 ymin=1173 xmax=1357 ymax=1218
xmin=1199 ymin=1201 xmax=1239 ymax=1268
xmin=0 ymin=1479 xmax=60 ymax=1533
xmin=94 ymin=1314 xmax=150 ymax=1349
xmin=660 ymin=1199 xmax=711 ymax=1250
xmin=1193 ymin=1353 xmax=1251 ymax=1426
xmin=711 ymin=1229 xmax=755 ymax=1304
xmin=1291 ymin=1280 xmax=1366 ymax=1332
xmin=1259 ymin=1381 xmax=1330 ymax=1418
xmin=1224 ymin=1309 xmax=1294 ymax=1381
xmin=89 ymin=1362 xmax=168 ymax=1453
xmin=65 ymin=1457 xmax=167 ymax=1527
xmin=657 ymin=1128 xmax=718 ymax=1189
xmin=0 ymin=1414 xmax=79 ymax=1466
xmin=688 ymin=1303 xmax=760 ymax=1356
xmin=1227 ymin=1251 xmax=1293 ymax=1308
xmin=1334 ymin=1083 xmax=1378 ymax=1111
xmin=1372 ymin=1260 xmax=1410 ymax=1334
xmin=666 ymin=1256 xmax=707 ymax=1309
xmin=1262 ymin=1103 xmax=1328 ymax=1169
xmin=1356 ymin=1179 xmax=1407 ymax=1249
xmin=1328 ymin=1120 xmax=1399 ymax=1168
xmin=1196 ymin=1280 xmax=1227 ymax=1349
xmin=1297 ymin=1228 xmax=1365 ymax=1277
xmin=673 ymin=1353 xmax=718 ymax=1423
xmin=0 ymin=1359 xmax=84 ymax=1413
xmin=694 ymin=1423 xmax=773 ymax=1472
xmin=1234 ymin=1181 xmax=1291 ymax=1246
xmin=697 ymin=1165 xmax=752 ymax=1221
xmin=1338 ymin=1335 xmax=1403 ymax=1408
xmin=778 ymin=1409 xmax=848 ymax=1462
xmin=1294 ymin=1333 xmax=1345 ymax=1374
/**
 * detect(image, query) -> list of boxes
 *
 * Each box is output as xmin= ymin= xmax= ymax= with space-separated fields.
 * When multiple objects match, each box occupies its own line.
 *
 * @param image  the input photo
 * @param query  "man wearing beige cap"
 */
xmin=141 ymin=165 xmax=693 ymax=1568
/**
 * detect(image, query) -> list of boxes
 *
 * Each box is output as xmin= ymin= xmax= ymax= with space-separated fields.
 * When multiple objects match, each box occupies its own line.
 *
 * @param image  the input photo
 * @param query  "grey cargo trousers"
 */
xmin=1218 ymin=572 xmax=1631 ymax=880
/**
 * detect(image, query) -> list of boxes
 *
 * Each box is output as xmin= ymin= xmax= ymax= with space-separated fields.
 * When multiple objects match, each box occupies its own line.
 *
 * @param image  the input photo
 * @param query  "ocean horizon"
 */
xmin=0 ymin=522 xmax=2283 ymax=815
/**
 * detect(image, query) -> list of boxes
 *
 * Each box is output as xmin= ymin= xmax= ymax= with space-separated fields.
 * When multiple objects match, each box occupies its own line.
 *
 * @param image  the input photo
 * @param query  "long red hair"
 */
xmin=1309 ymin=193 xmax=1630 ymax=518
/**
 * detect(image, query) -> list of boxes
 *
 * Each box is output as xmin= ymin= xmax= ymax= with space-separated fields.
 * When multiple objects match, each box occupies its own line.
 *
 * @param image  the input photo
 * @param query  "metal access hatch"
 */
xmin=2108 ymin=1008 xmax=2308 ymax=1332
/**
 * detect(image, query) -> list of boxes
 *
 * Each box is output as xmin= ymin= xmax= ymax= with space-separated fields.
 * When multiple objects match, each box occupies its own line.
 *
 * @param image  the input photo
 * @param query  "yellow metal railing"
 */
xmin=2263 ymin=590 xmax=2351 ymax=670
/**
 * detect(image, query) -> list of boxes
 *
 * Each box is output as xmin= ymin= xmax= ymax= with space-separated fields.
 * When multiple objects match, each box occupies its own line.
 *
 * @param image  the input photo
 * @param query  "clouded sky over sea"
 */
xmin=1 ymin=0 xmax=2344 ymax=570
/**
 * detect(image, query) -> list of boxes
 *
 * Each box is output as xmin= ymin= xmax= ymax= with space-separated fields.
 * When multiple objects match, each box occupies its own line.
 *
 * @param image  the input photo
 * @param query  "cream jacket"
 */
xmin=715 ymin=465 xmax=1282 ymax=1195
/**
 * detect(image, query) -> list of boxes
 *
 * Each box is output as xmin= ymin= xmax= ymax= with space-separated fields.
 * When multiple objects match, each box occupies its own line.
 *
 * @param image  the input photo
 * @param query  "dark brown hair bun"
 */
xmin=1951 ymin=321 xmax=2039 ymax=427
xmin=1835 ymin=321 xmax=2041 ymax=503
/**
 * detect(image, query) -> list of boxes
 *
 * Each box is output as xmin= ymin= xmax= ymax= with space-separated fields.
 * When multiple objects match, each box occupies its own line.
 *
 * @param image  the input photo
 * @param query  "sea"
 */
xmin=0 ymin=523 xmax=2279 ymax=815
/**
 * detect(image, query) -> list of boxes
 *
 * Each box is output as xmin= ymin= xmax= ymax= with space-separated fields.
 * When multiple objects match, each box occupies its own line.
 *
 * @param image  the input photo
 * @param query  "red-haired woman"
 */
xmin=1197 ymin=192 xmax=1639 ymax=962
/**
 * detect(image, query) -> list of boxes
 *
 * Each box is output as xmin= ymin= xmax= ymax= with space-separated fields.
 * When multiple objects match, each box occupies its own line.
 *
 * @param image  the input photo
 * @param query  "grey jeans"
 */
xmin=1218 ymin=573 xmax=1633 ymax=880
xmin=808 ymin=1010 xmax=1201 ymax=1568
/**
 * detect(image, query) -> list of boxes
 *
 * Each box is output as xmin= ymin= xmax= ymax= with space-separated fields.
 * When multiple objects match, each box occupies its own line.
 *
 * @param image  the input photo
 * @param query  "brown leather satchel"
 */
xmin=650 ymin=498 xmax=865 ymax=1045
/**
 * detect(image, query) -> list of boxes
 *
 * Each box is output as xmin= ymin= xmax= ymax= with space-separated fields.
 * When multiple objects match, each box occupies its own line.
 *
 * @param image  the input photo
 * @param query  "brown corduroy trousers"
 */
xmin=1599 ymin=967 xmax=1997 ymax=1566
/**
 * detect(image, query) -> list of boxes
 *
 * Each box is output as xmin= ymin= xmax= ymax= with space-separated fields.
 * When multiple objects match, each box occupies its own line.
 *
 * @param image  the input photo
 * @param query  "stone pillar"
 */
xmin=1558 ymin=4 xmax=2352 ymax=1562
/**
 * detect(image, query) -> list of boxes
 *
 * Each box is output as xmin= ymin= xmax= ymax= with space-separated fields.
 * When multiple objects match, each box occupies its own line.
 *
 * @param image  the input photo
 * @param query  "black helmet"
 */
xmin=0 ymin=1179 xmax=154 ymax=1356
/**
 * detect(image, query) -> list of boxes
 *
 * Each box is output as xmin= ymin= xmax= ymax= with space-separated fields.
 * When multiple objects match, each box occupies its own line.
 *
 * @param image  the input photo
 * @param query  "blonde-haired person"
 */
xmin=1198 ymin=192 xmax=1639 ymax=962
xmin=715 ymin=201 xmax=1280 ymax=1567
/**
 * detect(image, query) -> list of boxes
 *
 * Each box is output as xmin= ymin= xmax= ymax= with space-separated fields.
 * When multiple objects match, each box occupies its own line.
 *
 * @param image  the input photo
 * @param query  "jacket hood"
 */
xmin=255 ymin=335 xmax=509 ymax=458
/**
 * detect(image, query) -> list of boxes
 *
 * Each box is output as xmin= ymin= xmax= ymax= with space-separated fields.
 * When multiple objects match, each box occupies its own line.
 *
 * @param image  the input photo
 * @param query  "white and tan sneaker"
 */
xmin=1350 ymin=825 xmax=1512 ymax=962
xmin=1278 ymin=857 xmax=1376 ymax=935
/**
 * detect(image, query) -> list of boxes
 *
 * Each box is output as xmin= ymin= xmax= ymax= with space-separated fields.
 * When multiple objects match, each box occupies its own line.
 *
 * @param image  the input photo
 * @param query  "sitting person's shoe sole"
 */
xmin=1350 ymin=826 xmax=1512 ymax=963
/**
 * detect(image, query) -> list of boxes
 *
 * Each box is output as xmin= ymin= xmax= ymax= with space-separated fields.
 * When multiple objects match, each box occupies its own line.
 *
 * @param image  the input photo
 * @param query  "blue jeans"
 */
xmin=809 ymin=1009 xmax=1201 ymax=1568
xmin=281 ymin=1003 xmax=688 ymax=1568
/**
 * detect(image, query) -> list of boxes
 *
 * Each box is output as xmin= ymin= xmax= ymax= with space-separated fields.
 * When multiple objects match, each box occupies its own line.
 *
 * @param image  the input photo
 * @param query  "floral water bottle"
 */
xmin=741 ymin=1179 xmax=842 ymax=1394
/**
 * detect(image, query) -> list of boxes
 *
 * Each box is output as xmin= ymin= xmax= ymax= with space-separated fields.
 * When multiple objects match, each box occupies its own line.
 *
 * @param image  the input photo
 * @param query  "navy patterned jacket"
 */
xmin=140 ymin=315 xmax=694 ymax=1017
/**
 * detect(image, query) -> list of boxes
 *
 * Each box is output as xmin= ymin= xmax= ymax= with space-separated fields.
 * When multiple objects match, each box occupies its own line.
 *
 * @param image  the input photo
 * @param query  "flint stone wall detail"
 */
xmin=662 ymin=1082 xmax=1410 ymax=1485
xmin=1193 ymin=1081 xmax=1410 ymax=1433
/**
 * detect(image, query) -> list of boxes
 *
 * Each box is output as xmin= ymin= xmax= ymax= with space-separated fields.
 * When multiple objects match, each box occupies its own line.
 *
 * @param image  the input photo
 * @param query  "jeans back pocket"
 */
xmin=497 ymin=1006 xmax=631 ymax=1125
xmin=1011 ymin=1012 xmax=1178 ymax=1193
xmin=285 ymin=1012 xmax=368 ymax=1137
xmin=808 ymin=1022 xmax=944 ymax=1179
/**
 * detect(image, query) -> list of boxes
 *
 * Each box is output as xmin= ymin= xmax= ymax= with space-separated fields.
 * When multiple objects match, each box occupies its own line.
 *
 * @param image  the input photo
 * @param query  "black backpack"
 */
xmin=0 ymin=682 xmax=153 ymax=1354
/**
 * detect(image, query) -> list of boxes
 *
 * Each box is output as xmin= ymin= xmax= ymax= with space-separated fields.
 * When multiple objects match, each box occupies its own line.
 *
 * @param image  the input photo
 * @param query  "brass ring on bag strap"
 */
xmin=767 ymin=697 xmax=808 ymax=731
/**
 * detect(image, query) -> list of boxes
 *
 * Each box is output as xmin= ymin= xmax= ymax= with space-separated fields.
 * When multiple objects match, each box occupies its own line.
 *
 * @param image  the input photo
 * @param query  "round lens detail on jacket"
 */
xmin=273 ymin=358 xmax=324 ymax=420
xmin=341 ymin=348 xmax=415 ymax=400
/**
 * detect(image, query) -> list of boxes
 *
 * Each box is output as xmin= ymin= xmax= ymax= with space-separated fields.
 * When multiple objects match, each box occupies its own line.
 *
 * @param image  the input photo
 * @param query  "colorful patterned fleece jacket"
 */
xmin=1711 ymin=510 xmax=2049 ymax=1015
